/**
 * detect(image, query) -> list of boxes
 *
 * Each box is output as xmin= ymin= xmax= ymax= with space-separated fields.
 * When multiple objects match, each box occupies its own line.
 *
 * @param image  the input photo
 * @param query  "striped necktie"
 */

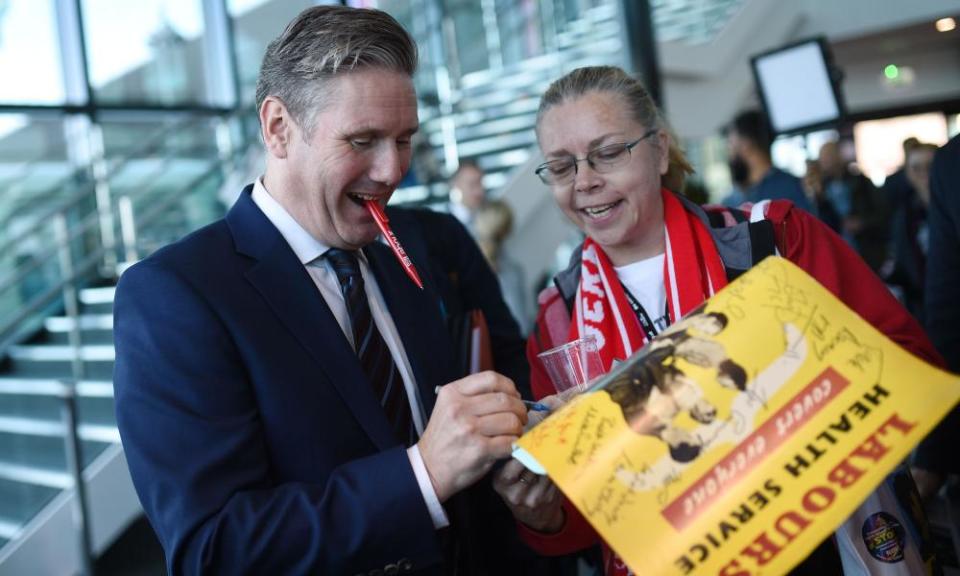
xmin=325 ymin=248 xmax=415 ymax=446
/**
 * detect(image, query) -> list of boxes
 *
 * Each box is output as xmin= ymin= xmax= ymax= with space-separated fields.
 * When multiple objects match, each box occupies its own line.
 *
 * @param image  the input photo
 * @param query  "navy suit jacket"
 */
xmin=114 ymin=186 xmax=530 ymax=574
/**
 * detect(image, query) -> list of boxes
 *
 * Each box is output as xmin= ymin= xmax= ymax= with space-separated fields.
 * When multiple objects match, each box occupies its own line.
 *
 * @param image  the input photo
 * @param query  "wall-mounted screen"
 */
xmin=751 ymin=38 xmax=845 ymax=135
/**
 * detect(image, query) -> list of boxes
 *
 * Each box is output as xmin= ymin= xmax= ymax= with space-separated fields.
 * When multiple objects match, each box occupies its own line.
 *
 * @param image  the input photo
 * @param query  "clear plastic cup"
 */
xmin=537 ymin=334 xmax=605 ymax=394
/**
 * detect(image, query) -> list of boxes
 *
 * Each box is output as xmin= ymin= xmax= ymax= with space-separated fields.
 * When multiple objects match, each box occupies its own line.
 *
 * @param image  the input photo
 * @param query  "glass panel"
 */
xmin=0 ymin=478 xmax=59 ymax=527
xmin=130 ymin=165 xmax=225 ymax=257
xmin=0 ymin=433 xmax=109 ymax=473
xmin=0 ymin=113 xmax=78 ymax=259
xmin=81 ymin=0 xmax=207 ymax=105
xmin=652 ymin=0 xmax=744 ymax=45
xmin=0 ymin=0 xmax=65 ymax=104
xmin=0 ymin=114 xmax=95 ymax=346
xmin=98 ymin=113 xmax=225 ymax=260
xmin=99 ymin=114 xmax=220 ymax=161
xmin=495 ymin=0 xmax=545 ymax=63
xmin=445 ymin=0 xmax=490 ymax=75
xmin=228 ymin=0 xmax=319 ymax=107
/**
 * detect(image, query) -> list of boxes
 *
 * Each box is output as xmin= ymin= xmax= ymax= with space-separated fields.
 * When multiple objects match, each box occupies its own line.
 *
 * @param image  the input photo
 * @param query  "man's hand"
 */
xmin=418 ymin=371 xmax=527 ymax=502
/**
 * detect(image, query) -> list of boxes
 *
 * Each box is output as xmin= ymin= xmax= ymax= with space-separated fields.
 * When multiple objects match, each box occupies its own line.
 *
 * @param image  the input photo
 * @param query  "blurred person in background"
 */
xmin=884 ymin=142 xmax=937 ymax=320
xmin=814 ymin=140 xmax=889 ymax=272
xmin=721 ymin=135 xmax=753 ymax=208
xmin=722 ymin=109 xmax=813 ymax=212
xmin=448 ymin=159 xmax=487 ymax=235
xmin=491 ymin=65 xmax=942 ymax=576
xmin=882 ymin=137 xmax=921 ymax=207
xmin=474 ymin=200 xmax=531 ymax=333
xmin=398 ymin=132 xmax=443 ymax=188
xmin=801 ymin=158 xmax=843 ymax=233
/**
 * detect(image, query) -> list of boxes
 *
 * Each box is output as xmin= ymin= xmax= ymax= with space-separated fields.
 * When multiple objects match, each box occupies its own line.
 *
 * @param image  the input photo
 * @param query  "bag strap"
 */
xmin=705 ymin=202 xmax=780 ymax=282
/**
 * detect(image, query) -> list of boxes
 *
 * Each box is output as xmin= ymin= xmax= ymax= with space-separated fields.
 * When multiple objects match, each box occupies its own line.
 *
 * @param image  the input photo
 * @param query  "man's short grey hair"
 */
xmin=255 ymin=5 xmax=418 ymax=134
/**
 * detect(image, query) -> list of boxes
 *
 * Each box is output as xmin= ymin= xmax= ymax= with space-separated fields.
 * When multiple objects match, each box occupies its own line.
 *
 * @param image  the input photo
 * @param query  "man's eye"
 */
xmin=549 ymin=162 xmax=574 ymax=175
xmin=397 ymin=139 xmax=412 ymax=148
xmin=350 ymin=138 xmax=373 ymax=149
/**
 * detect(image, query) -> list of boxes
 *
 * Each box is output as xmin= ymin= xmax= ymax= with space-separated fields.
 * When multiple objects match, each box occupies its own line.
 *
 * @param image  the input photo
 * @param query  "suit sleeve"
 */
xmin=113 ymin=261 xmax=442 ymax=575
xmin=773 ymin=201 xmax=943 ymax=366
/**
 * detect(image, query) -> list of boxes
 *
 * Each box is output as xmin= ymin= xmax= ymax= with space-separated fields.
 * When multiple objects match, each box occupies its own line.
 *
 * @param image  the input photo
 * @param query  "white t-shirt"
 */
xmin=615 ymin=254 xmax=670 ymax=335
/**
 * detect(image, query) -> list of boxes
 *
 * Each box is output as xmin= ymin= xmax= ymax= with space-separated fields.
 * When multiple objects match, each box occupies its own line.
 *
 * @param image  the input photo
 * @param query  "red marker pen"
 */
xmin=365 ymin=199 xmax=424 ymax=290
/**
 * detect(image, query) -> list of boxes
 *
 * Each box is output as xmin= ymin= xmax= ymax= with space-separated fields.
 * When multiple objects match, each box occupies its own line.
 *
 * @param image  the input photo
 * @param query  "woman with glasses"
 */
xmin=492 ymin=66 xmax=942 ymax=575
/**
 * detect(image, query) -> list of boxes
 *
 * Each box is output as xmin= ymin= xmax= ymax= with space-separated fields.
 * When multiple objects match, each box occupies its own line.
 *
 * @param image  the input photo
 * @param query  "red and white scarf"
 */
xmin=570 ymin=188 xmax=728 ymax=373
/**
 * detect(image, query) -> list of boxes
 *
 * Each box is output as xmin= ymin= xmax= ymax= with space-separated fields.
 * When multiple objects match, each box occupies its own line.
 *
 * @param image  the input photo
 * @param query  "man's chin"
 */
xmin=335 ymin=225 xmax=380 ymax=250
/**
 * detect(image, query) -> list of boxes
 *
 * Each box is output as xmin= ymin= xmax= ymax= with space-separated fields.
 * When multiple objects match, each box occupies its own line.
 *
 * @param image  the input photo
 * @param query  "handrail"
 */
xmin=0 ymin=116 xmax=214 ymax=260
xmin=0 ymin=147 xmax=67 ymax=189
xmin=0 ymin=205 xmax=101 ymax=300
xmin=123 ymin=160 xmax=224 ymax=244
xmin=0 ymin=243 xmax=104 ymax=356
xmin=0 ymin=154 xmax=219 ymax=298
xmin=0 ymin=166 xmax=90 ymax=219
xmin=0 ymin=160 xmax=226 ymax=357
xmin=0 ymin=116 xmax=194 ymax=210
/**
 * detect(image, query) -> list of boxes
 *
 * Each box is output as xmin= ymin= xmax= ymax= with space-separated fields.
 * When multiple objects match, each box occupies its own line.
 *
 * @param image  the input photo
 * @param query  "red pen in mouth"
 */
xmin=363 ymin=199 xmax=423 ymax=289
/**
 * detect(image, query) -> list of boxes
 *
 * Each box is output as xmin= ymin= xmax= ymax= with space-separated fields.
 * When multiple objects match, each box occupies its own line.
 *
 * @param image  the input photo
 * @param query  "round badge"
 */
xmin=861 ymin=512 xmax=906 ymax=563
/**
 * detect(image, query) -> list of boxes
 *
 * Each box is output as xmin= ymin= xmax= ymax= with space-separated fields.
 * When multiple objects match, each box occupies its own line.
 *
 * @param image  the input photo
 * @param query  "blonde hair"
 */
xmin=536 ymin=66 xmax=693 ymax=193
xmin=474 ymin=200 xmax=514 ymax=267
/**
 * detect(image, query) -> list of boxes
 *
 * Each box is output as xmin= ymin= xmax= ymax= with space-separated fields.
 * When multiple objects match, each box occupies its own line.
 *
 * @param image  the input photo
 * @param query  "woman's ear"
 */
xmin=260 ymin=96 xmax=295 ymax=159
xmin=657 ymin=130 xmax=671 ymax=176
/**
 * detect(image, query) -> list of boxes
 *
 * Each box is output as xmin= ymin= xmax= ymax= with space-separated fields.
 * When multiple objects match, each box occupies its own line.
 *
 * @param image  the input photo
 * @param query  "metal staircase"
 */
xmin=0 ymin=115 xmax=235 ymax=574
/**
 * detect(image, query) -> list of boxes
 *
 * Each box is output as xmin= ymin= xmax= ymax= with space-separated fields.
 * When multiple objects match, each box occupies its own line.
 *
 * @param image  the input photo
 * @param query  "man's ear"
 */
xmin=260 ymin=96 xmax=295 ymax=159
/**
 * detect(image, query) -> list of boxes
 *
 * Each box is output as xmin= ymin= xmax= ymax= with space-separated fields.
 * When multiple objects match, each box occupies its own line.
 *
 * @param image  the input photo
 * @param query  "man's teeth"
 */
xmin=350 ymin=193 xmax=378 ymax=201
xmin=583 ymin=201 xmax=619 ymax=216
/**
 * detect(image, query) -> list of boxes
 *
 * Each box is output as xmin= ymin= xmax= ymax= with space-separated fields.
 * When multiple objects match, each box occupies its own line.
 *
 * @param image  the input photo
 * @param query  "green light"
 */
xmin=884 ymin=64 xmax=899 ymax=79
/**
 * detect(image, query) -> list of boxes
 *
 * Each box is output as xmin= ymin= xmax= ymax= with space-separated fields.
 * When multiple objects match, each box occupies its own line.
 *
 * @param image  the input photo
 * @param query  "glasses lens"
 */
xmin=588 ymin=143 xmax=630 ymax=171
xmin=539 ymin=160 xmax=575 ymax=184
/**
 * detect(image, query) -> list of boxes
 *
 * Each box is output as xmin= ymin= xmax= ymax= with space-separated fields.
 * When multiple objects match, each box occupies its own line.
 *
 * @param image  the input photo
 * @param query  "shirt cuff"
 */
xmin=407 ymin=445 xmax=450 ymax=529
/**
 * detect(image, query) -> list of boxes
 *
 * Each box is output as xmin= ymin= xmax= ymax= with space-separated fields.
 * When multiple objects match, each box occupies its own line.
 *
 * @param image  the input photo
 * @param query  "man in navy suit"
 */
xmin=113 ymin=6 xmax=533 ymax=574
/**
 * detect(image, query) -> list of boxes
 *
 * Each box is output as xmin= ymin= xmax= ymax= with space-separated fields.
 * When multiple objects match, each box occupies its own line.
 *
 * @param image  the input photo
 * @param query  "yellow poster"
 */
xmin=515 ymin=256 xmax=960 ymax=575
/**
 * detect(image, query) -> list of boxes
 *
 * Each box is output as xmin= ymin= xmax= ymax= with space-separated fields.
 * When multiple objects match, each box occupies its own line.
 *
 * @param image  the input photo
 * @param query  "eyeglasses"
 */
xmin=535 ymin=129 xmax=658 ymax=185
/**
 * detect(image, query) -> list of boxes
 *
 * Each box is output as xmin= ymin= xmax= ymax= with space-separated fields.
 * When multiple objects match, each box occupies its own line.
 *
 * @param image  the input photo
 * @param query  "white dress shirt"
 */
xmin=252 ymin=179 xmax=448 ymax=528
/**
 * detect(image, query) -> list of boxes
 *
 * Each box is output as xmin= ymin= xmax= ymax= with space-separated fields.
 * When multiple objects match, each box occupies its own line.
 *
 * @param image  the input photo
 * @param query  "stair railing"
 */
xmin=0 ymin=115 xmax=240 ymax=360
xmin=0 ymin=120 xmax=244 ymax=567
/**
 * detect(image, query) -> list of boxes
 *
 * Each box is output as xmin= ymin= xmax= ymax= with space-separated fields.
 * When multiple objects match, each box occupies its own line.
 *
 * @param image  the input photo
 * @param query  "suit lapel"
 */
xmin=228 ymin=190 xmax=397 ymax=451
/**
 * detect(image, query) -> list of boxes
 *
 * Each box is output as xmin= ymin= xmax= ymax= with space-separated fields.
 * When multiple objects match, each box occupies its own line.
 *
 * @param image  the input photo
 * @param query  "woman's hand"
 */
xmin=494 ymin=393 xmax=573 ymax=532
xmin=493 ymin=459 xmax=564 ymax=533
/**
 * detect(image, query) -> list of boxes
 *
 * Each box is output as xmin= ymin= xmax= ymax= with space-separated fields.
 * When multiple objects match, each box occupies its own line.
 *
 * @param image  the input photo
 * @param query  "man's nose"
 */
xmin=369 ymin=143 xmax=406 ymax=187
